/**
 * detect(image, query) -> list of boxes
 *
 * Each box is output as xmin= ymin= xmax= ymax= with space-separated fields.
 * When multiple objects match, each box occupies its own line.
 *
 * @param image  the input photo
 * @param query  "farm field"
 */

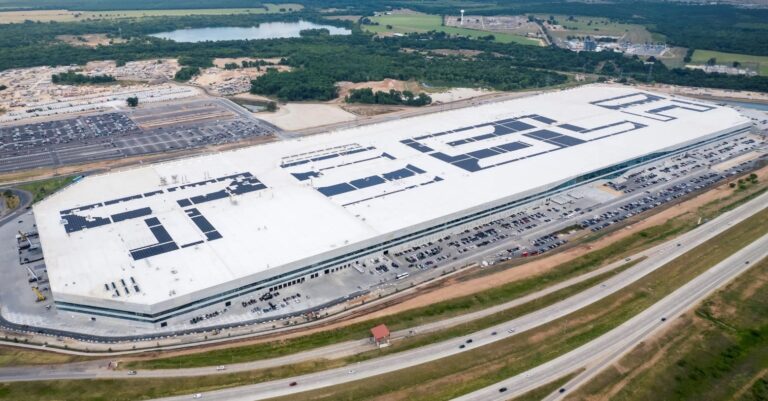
xmin=691 ymin=49 xmax=768 ymax=76
xmin=0 ymin=4 xmax=302 ymax=23
xmin=364 ymin=14 xmax=541 ymax=46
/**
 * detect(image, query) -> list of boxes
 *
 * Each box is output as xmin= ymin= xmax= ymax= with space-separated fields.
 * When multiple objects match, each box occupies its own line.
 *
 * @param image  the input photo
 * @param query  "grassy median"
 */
xmin=565 ymin=256 xmax=768 ymax=401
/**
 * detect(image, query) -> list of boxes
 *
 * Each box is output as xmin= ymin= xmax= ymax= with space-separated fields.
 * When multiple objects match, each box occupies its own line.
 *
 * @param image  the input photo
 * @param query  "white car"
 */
xmin=193 ymin=394 xmax=203 ymax=399
xmin=216 ymin=366 xmax=226 ymax=371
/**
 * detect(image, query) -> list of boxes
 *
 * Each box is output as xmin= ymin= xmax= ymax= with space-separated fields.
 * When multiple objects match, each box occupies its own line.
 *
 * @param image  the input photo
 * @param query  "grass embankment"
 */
xmin=363 ymin=14 xmax=539 ymax=45
xmin=17 ymin=176 xmax=74 ymax=203
xmin=691 ymin=49 xmax=768 ymax=76
xmin=120 ymin=171 xmax=765 ymax=369
xmin=265 ymin=206 xmax=768 ymax=401
xmin=4 ymin=200 xmax=765 ymax=401
xmin=0 ymin=346 xmax=83 ymax=368
xmin=565 ymin=256 xmax=768 ymax=401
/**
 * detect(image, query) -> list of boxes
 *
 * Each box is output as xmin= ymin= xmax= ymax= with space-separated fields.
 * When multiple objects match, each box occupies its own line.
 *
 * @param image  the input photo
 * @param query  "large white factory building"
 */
xmin=34 ymin=86 xmax=751 ymax=324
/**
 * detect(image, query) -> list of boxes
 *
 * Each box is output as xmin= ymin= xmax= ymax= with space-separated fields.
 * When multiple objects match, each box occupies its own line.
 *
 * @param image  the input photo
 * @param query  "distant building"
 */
xmin=583 ymin=39 xmax=597 ymax=52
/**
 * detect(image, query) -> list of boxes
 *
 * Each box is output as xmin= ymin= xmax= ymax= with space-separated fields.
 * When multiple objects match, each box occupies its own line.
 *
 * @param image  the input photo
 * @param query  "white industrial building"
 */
xmin=34 ymin=86 xmax=751 ymax=324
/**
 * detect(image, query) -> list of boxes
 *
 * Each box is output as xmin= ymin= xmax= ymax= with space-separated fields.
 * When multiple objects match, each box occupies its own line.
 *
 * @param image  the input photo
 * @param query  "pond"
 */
xmin=149 ymin=20 xmax=351 ymax=42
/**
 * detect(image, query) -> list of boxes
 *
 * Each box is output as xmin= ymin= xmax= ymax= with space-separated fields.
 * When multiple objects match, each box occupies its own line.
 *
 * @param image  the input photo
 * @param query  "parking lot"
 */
xmin=0 ymin=98 xmax=278 ymax=173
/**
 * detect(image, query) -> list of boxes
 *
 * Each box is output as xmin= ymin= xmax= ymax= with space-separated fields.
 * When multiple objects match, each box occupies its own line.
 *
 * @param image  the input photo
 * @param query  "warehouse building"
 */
xmin=34 ymin=86 xmax=751 ymax=325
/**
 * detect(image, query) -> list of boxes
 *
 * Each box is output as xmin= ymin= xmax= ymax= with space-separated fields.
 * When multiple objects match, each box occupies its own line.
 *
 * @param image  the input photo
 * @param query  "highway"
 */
xmin=106 ymin=191 xmax=768 ymax=400
xmin=457 ymin=230 xmax=768 ymax=401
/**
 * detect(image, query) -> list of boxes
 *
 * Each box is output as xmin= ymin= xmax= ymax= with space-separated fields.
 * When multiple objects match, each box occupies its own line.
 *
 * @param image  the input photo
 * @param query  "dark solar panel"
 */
xmin=501 ymin=120 xmax=536 ymax=131
xmin=318 ymin=183 xmax=356 ymax=197
xmin=406 ymin=164 xmax=426 ymax=174
xmin=547 ymin=135 xmax=586 ymax=147
xmin=474 ymin=133 xmax=496 ymax=141
xmin=468 ymin=148 xmax=501 ymax=159
xmin=350 ymin=175 xmax=386 ymax=189
xmin=177 ymin=199 xmax=193 ymax=207
xmin=558 ymin=124 xmax=585 ymax=132
xmin=181 ymin=240 xmax=205 ymax=248
xmin=104 ymin=194 xmax=142 ymax=206
xmin=191 ymin=216 xmax=216 ymax=233
xmin=524 ymin=129 xmax=562 ymax=141
xmin=62 ymin=214 xmax=110 ymax=233
xmin=432 ymin=152 xmax=471 ymax=163
xmin=530 ymin=115 xmax=557 ymax=124
xmin=145 ymin=217 xmax=161 ymax=227
xmin=382 ymin=168 xmax=415 ymax=181
xmin=452 ymin=158 xmax=482 ymax=172
xmin=292 ymin=171 xmax=321 ymax=181
xmin=149 ymin=225 xmax=173 ymax=244
xmin=497 ymin=141 xmax=531 ymax=152
xmin=190 ymin=189 xmax=228 ymax=204
xmin=205 ymin=231 xmax=223 ymax=241
xmin=130 ymin=242 xmax=179 ymax=260
xmin=111 ymin=207 xmax=152 ymax=223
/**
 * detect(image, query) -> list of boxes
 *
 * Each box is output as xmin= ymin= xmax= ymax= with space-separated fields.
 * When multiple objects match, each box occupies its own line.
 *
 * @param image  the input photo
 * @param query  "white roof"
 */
xmin=35 ymin=85 xmax=749 ymax=309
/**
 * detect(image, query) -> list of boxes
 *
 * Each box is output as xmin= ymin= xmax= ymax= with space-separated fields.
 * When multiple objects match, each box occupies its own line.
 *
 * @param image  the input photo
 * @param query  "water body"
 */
xmin=150 ymin=20 xmax=350 ymax=42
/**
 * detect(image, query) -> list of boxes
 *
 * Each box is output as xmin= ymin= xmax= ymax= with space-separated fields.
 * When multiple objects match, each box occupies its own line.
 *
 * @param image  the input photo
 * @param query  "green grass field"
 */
xmin=0 ymin=4 xmax=302 ymax=23
xmin=17 ymin=176 xmax=74 ymax=203
xmin=538 ymin=14 xmax=655 ymax=43
xmin=363 ymin=14 xmax=541 ymax=46
xmin=691 ymin=49 xmax=768 ymax=76
xmin=566 ymin=256 xmax=768 ymax=401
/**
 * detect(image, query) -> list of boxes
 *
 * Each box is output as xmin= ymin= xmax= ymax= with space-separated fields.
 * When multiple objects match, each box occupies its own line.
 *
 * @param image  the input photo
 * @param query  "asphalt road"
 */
xmin=457 ymin=230 xmax=768 ymax=401
xmin=116 ymin=191 xmax=768 ymax=400
xmin=0 ymin=188 xmax=32 ymax=227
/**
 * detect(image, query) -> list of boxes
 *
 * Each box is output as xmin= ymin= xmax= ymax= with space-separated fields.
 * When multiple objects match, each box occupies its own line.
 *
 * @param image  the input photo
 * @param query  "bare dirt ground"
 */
xmin=256 ymin=103 xmax=358 ymax=130
xmin=429 ymin=87 xmax=496 ymax=103
xmin=335 ymin=79 xmax=421 ymax=101
xmin=341 ymin=104 xmax=406 ymax=116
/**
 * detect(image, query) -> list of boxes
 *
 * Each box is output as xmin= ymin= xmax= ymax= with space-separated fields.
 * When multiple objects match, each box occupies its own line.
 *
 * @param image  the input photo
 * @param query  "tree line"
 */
xmin=51 ymin=71 xmax=116 ymax=84
xmin=346 ymin=88 xmax=432 ymax=106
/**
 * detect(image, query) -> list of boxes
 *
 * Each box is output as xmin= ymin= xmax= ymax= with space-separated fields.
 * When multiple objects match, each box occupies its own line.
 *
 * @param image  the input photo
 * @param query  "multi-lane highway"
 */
xmin=109 ymin=191 xmax=768 ymax=400
xmin=457 ymin=230 xmax=768 ymax=401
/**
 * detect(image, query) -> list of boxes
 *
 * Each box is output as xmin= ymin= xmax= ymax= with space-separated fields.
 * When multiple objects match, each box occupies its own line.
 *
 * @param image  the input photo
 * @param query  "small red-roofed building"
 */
xmin=370 ymin=323 xmax=390 ymax=347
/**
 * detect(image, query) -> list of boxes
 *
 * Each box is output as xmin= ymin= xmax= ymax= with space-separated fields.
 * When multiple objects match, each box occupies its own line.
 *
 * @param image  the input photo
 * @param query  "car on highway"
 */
xmin=127 ymin=370 xmax=137 ymax=376
xmin=216 ymin=366 xmax=226 ymax=371
xmin=289 ymin=381 xmax=298 ymax=387
xmin=499 ymin=387 xmax=508 ymax=393
xmin=459 ymin=344 xmax=466 ymax=349
xmin=193 ymin=394 xmax=203 ymax=399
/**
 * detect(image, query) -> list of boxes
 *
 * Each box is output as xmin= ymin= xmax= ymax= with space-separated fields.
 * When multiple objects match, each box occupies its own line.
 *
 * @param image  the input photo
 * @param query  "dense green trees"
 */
xmin=126 ymin=96 xmax=139 ymax=107
xmin=174 ymin=66 xmax=200 ymax=82
xmin=251 ymin=69 xmax=338 ymax=100
xmin=347 ymin=88 xmax=432 ymax=106
xmin=51 ymin=71 xmax=115 ymax=84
